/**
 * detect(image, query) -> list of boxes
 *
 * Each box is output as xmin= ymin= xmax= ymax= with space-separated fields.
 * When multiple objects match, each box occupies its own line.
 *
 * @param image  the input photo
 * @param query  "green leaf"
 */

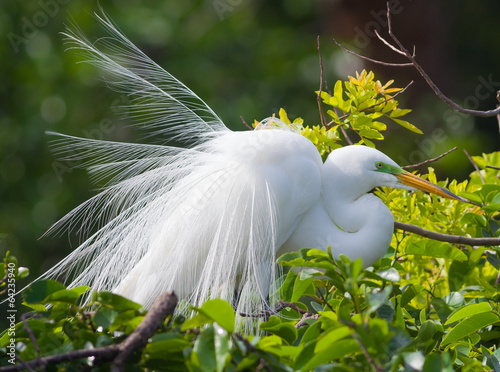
xmin=445 ymin=302 xmax=492 ymax=325
xmin=95 ymin=291 xmax=142 ymax=311
xmin=406 ymin=240 xmax=467 ymax=261
xmin=366 ymin=285 xmax=392 ymax=314
xmin=191 ymin=324 xmax=229 ymax=372
xmin=302 ymin=339 xmax=360 ymax=370
xmin=145 ymin=336 xmax=190 ymax=359
xmin=391 ymin=118 xmax=423 ymax=134
xmin=94 ymin=308 xmax=119 ymax=330
xmin=291 ymin=275 xmax=314 ymax=303
xmin=376 ymin=268 xmax=400 ymax=282
xmin=359 ymin=128 xmax=383 ymax=140
xmin=260 ymin=316 xmax=297 ymax=345
xmin=314 ymin=326 xmax=351 ymax=353
xmin=23 ymin=280 xmax=66 ymax=304
xmin=44 ymin=286 xmax=90 ymax=304
xmin=196 ymin=299 xmax=235 ymax=334
xmin=423 ymin=353 xmax=453 ymax=372
xmin=441 ymin=312 xmax=500 ymax=346
xmin=400 ymin=284 xmax=424 ymax=308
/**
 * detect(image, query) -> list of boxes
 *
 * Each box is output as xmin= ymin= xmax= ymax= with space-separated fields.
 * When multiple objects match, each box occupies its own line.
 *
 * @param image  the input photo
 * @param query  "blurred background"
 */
xmin=1 ymin=0 xmax=499 ymax=286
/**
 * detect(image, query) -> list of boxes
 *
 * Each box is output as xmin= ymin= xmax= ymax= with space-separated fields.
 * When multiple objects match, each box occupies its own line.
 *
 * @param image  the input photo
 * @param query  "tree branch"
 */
xmin=332 ymin=38 xmax=412 ymax=67
xmin=402 ymin=147 xmax=457 ymax=169
xmin=334 ymin=1 xmax=500 ymax=118
xmin=110 ymin=291 xmax=178 ymax=372
xmin=317 ymin=36 xmax=328 ymax=128
xmin=0 ymin=292 xmax=178 ymax=372
xmin=394 ymin=221 xmax=500 ymax=246
xmin=463 ymin=149 xmax=485 ymax=184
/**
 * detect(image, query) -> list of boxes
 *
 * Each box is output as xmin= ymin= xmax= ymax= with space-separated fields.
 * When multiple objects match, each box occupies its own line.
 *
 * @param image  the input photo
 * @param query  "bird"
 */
xmin=40 ymin=12 xmax=465 ymax=330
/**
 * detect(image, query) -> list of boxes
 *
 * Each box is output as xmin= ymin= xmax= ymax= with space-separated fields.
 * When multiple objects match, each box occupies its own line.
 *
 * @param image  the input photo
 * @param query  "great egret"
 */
xmin=41 ymin=13 xmax=464 ymax=327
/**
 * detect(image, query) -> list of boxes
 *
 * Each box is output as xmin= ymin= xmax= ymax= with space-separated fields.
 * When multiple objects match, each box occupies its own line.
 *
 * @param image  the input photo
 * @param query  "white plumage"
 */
xmin=41 ymin=13 xmax=463 ymax=330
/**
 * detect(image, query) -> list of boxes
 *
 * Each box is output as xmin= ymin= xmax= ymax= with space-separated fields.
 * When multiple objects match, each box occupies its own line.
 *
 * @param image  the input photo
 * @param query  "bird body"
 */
xmin=37 ymin=13 xmax=465 ymax=331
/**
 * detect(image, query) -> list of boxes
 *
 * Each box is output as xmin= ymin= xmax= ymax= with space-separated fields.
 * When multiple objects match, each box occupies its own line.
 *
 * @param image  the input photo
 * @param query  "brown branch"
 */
xmin=374 ymin=29 xmax=406 ymax=57
xmin=317 ymin=36 xmax=328 ymax=128
xmin=394 ymin=221 xmax=500 ymax=246
xmin=332 ymin=38 xmax=412 ymax=67
xmin=382 ymin=1 xmax=500 ymax=118
xmin=350 ymin=330 xmax=385 ymax=372
xmin=341 ymin=126 xmax=354 ymax=145
xmin=21 ymin=314 xmax=41 ymax=361
xmin=240 ymin=116 xmax=253 ymax=130
xmin=110 ymin=291 xmax=178 ymax=372
xmin=402 ymin=147 xmax=457 ymax=169
xmin=295 ymin=313 xmax=319 ymax=329
xmin=233 ymin=333 xmax=272 ymax=372
xmin=0 ymin=292 xmax=178 ymax=372
xmin=463 ymin=149 xmax=485 ymax=184
xmin=486 ymin=165 xmax=500 ymax=170
xmin=334 ymin=2 xmax=500 ymax=119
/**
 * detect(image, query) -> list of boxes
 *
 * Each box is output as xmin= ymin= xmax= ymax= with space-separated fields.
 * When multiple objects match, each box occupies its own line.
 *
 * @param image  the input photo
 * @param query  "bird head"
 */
xmin=324 ymin=145 xmax=467 ymax=202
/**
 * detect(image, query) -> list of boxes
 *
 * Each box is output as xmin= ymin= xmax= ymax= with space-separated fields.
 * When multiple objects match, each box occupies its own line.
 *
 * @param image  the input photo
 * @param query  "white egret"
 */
xmin=41 ymin=13 xmax=465 ymax=327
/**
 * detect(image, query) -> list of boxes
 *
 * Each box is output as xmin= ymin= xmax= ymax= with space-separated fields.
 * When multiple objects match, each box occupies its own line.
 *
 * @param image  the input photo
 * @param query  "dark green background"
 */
xmin=1 ymin=0 xmax=499 ymax=283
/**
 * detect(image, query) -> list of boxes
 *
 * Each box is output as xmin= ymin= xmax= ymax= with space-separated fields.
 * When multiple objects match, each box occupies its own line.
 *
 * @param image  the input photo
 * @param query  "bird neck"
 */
xmin=320 ymin=160 xmax=378 ymax=232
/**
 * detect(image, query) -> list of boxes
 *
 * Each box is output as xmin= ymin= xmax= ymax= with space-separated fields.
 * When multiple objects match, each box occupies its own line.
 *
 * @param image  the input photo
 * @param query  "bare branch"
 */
xmin=240 ymin=116 xmax=253 ymax=130
xmin=463 ymin=149 xmax=485 ymax=184
xmin=0 ymin=292 xmax=178 ymax=372
xmin=333 ymin=2 xmax=500 ymax=119
xmin=233 ymin=333 xmax=272 ymax=372
xmin=486 ymin=165 xmax=500 ymax=170
xmin=383 ymin=1 xmax=500 ymax=118
xmin=295 ymin=313 xmax=319 ymax=329
xmin=374 ymin=29 xmax=406 ymax=57
xmin=317 ymin=36 xmax=328 ymax=128
xmin=394 ymin=221 xmax=500 ymax=246
xmin=402 ymin=147 xmax=457 ymax=169
xmin=332 ymin=38 xmax=412 ymax=67
xmin=21 ymin=314 xmax=41 ymax=361
xmin=110 ymin=291 xmax=178 ymax=372
xmin=341 ymin=126 xmax=354 ymax=145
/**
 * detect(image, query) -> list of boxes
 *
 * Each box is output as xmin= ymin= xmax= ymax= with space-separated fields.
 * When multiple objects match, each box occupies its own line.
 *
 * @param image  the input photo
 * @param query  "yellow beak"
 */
xmin=396 ymin=171 xmax=469 ymax=202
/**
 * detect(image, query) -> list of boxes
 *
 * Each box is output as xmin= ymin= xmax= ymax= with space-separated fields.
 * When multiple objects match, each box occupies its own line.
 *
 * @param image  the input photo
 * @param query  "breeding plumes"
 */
xmin=40 ymin=12 xmax=465 ymax=330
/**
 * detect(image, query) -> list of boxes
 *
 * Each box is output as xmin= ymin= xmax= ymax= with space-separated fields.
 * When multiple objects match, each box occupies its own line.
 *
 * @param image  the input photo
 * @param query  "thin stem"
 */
xmin=402 ymin=147 xmax=457 ymax=169
xmin=463 ymin=149 xmax=485 ymax=184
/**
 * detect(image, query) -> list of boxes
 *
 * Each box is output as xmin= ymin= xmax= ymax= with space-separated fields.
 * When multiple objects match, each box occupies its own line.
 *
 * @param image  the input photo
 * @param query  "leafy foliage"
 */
xmin=3 ymin=70 xmax=500 ymax=370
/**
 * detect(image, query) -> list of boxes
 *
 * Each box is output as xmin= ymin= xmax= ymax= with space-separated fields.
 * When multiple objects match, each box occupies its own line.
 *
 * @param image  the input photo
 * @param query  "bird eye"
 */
xmin=375 ymin=162 xmax=384 ymax=169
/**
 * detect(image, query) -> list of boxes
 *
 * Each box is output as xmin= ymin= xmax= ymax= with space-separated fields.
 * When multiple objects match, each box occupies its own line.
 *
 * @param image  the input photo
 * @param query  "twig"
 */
xmin=332 ymin=38 xmax=412 ymax=67
xmin=334 ymin=2 xmax=500 ymax=118
xmin=402 ymin=147 xmax=457 ymax=169
xmin=233 ymin=333 xmax=272 ymax=372
xmin=486 ymin=165 xmax=500 ymax=170
xmin=463 ymin=149 xmax=485 ymax=184
xmin=394 ymin=221 xmax=500 ymax=246
xmin=110 ymin=291 xmax=178 ymax=372
xmin=317 ymin=288 xmax=335 ymax=312
xmin=295 ymin=313 xmax=319 ymax=329
xmin=317 ymin=36 xmax=328 ymax=128
xmin=340 ymin=126 xmax=354 ymax=145
xmin=241 ymin=116 xmax=253 ymax=130
xmin=21 ymin=314 xmax=41 ymax=362
xmin=350 ymin=330 xmax=385 ymax=372
xmin=0 ymin=292 xmax=178 ymax=372
xmin=374 ymin=29 xmax=406 ymax=57
xmin=382 ymin=1 xmax=500 ymax=118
